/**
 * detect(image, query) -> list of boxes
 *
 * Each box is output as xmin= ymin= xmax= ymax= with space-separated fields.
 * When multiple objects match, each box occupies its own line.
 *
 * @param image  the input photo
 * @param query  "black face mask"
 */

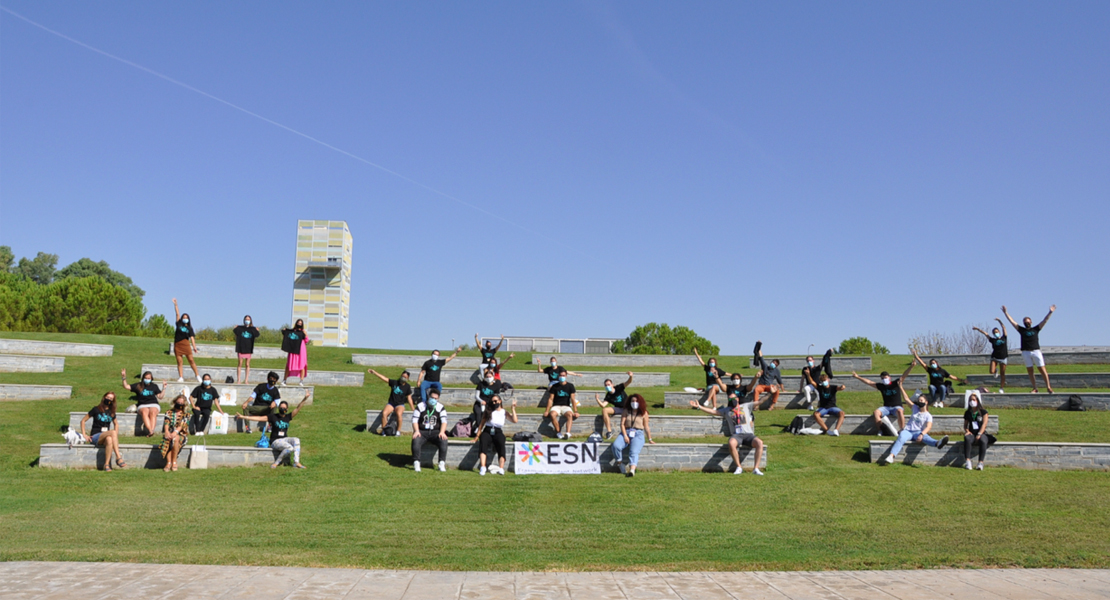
xmin=727 ymin=399 xmax=739 ymax=409
xmin=279 ymin=407 xmax=288 ymax=414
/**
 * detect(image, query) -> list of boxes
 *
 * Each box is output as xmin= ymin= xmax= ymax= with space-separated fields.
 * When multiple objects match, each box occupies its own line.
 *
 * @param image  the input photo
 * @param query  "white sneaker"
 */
xmin=752 ymin=468 xmax=764 ymax=476
xmin=497 ymin=467 xmax=505 ymax=475
xmin=480 ymin=467 xmax=487 ymax=476
xmin=976 ymin=463 xmax=985 ymax=471
xmin=964 ymin=460 xmax=972 ymax=470
xmin=413 ymin=461 xmax=421 ymax=472
xmin=998 ymin=389 xmax=1004 ymax=394
xmin=734 ymin=466 xmax=743 ymax=475
xmin=883 ymin=454 xmax=895 ymax=465
xmin=993 ymin=371 xmax=1000 ymax=379
xmin=438 ymin=461 xmax=446 ymax=472
xmin=177 ymin=377 xmax=184 ymax=383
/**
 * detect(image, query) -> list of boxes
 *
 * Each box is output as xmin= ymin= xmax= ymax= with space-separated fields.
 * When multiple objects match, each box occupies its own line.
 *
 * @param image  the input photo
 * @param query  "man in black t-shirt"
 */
xmin=1003 ymin=304 xmax=1056 ymax=393
xmin=800 ymin=349 xmax=835 ymax=407
xmin=241 ymin=372 xmax=282 ymax=433
xmin=973 ymin=318 xmax=1010 ymax=391
xmin=233 ymin=316 xmax=261 ymax=383
xmin=595 ymin=372 xmax=634 ymax=439
xmin=237 ymin=392 xmax=311 ymax=468
xmin=416 ymin=347 xmax=461 ymax=402
xmin=752 ymin=342 xmax=784 ymax=410
xmin=804 ymin=371 xmax=845 ymax=435
xmin=189 ymin=374 xmax=226 ymax=434
xmin=411 ymin=389 xmax=449 ymax=472
xmin=854 ymin=362 xmax=915 ymax=435
xmin=368 ymin=369 xmax=414 ymax=435
xmin=475 ymin=333 xmax=505 ymax=369
xmin=545 ymin=376 xmax=578 ymax=439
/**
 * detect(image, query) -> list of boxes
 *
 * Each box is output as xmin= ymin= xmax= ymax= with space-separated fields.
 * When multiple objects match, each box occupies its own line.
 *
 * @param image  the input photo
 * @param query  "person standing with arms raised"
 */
xmin=171 ymin=298 xmax=200 ymax=382
xmin=233 ymin=315 xmax=260 ymax=383
xmin=416 ymin=347 xmax=461 ymax=402
xmin=1002 ymin=304 xmax=1056 ymax=393
xmin=972 ymin=319 xmax=1010 ymax=392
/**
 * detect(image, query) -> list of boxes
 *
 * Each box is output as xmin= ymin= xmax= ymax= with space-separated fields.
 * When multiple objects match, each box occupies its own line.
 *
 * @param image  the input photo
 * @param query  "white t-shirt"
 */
xmin=488 ymin=408 xmax=506 ymax=428
xmin=904 ymin=404 xmax=933 ymax=434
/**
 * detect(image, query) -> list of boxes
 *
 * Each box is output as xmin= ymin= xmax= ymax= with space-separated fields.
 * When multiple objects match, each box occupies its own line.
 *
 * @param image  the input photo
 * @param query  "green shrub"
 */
xmin=838 ymin=336 xmax=890 ymax=355
xmin=612 ymin=322 xmax=719 ymax=355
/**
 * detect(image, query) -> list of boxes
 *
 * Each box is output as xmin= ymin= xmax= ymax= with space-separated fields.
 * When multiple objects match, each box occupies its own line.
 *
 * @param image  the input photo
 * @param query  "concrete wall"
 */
xmin=168 ymin=343 xmax=286 ymax=360
xmin=869 ymin=440 xmax=1110 ymax=471
xmin=747 ymin=357 xmax=872 ymax=370
xmin=947 ymin=393 xmax=1109 ymax=411
xmin=966 ymin=372 xmax=1110 ymax=389
xmin=352 ymin=355 xmax=483 ymax=369
xmin=665 ymin=390 xmax=812 ymax=410
xmin=69 ymin=402 xmax=313 ymax=435
xmin=0 ymin=338 xmax=113 ymax=357
xmin=799 ymin=414 xmax=997 ymax=435
xmin=141 ymin=364 xmax=363 ymax=387
xmin=155 ymin=382 xmax=315 ymax=406
xmin=922 ymin=351 xmax=1110 ymax=366
xmin=414 ymin=440 xmax=767 ymax=472
xmin=0 ymin=384 xmax=72 ymax=401
xmin=419 ymin=369 xmax=669 ymax=388
xmin=0 ymin=354 xmax=64 ymax=373
xmin=367 ymin=410 xmax=733 ymax=439
xmin=39 ymin=443 xmax=283 ymax=469
xmin=531 ymin=354 xmax=702 ymax=367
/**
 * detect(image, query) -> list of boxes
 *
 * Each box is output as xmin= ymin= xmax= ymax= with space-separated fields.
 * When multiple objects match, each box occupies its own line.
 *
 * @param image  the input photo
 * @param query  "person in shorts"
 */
xmin=241 ymin=371 xmax=281 ymax=433
xmin=79 ymin=392 xmax=125 ymax=470
xmin=171 ymin=297 xmax=200 ymax=382
xmin=1002 ymin=304 xmax=1056 ymax=393
xmin=804 ymin=371 xmax=845 ymax=436
xmin=693 ymin=348 xmax=730 ymax=409
xmin=973 ymin=319 xmax=1009 ymax=392
xmin=594 ymin=372 xmax=633 ymax=440
xmin=854 ymin=362 xmax=915 ymax=435
xmin=690 ymin=393 xmax=764 ymax=475
xmin=544 ymin=375 xmax=578 ymax=439
xmin=367 ymin=369 xmax=413 ymax=435
xmin=752 ymin=341 xmax=784 ymax=410
xmin=121 ymin=368 xmax=166 ymax=437
xmin=233 ymin=315 xmax=260 ymax=383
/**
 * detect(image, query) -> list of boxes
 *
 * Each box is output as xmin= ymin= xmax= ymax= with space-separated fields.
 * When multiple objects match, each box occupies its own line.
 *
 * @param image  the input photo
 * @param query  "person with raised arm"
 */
xmin=800 ymin=349 xmax=834 ymax=408
xmin=237 ymin=392 xmax=312 ymax=469
xmin=281 ymin=319 xmax=310 ymax=386
xmin=752 ymin=341 xmax=784 ymax=410
xmin=171 ymin=298 xmax=200 ymax=383
xmin=233 ymin=315 xmax=260 ymax=383
xmin=880 ymin=386 xmax=949 ymax=465
xmin=595 ymin=372 xmax=633 ymax=440
xmin=913 ymin=349 xmax=965 ymax=407
xmin=189 ymin=373 xmax=225 ymax=435
xmin=472 ymin=394 xmax=518 ymax=475
xmin=121 ymin=368 xmax=166 ymax=437
xmin=240 ymin=371 xmax=282 ymax=434
xmin=804 ymin=370 xmax=846 ymax=436
xmin=544 ymin=373 xmax=579 ymax=439
xmin=416 ymin=347 xmax=461 ymax=402
xmin=853 ymin=361 xmax=915 ymax=435
xmin=79 ymin=392 xmax=125 ymax=471
xmin=476 ymin=334 xmax=505 ymax=369
xmin=692 ymin=347 xmax=729 ymax=409
xmin=367 ymin=369 xmax=414 ymax=436
xmin=690 ymin=392 xmax=765 ymax=475
xmin=486 ymin=353 xmax=514 ymax=382
xmin=1002 ymin=304 xmax=1056 ymax=393
xmin=972 ymin=318 xmax=1010 ymax=392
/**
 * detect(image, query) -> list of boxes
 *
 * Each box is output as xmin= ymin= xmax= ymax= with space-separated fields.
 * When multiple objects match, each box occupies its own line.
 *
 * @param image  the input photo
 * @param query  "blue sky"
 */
xmin=1 ymin=2 xmax=1107 ymax=354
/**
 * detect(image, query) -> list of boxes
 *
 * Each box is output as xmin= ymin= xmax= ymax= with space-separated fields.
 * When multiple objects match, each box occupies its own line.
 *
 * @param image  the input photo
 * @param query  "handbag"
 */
xmin=209 ymin=411 xmax=230 ymax=435
xmin=255 ymin=430 xmax=270 ymax=448
xmin=188 ymin=444 xmax=208 ymax=469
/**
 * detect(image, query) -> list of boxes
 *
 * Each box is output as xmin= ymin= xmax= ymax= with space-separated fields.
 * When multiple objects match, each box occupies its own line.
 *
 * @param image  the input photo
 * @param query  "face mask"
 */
xmin=143 ymin=378 xmax=152 ymax=385
xmin=245 ymin=320 xmax=251 ymax=325
xmin=485 ymin=377 xmax=494 ymax=384
xmin=182 ymin=318 xmax=189 ymax=324
xmin=551 ymin=362 xmax=557 ymax=368
xmin=708 ymin=362 xmax=716 ymax=368
xmin=558 ymin=376 xmax=566 ymax=383
xmin=202 ymin=380 xmax=211 ymax=387
xmin=930 ymin=363 xmax=938 ymax=369
xmin=630 ymin=401 xmax=639 ymax=410
xmin=807 ymin=361 xmax=814 ymax=367
xmin=970 ymin=400 xmax=979 ymax=408
xmin=768 ymin=363 xmax=776 ymax=370
xmin=279 ymin=407 xmax=288 ymax=414
xmin=605 ymin=385 xmax=614 ymax=393
xmin=731 ymin=380 xmax=740 ymax=386
xmin=428 ymin=398 xmax=438 ymax=407
xmin=820 ymin=381 xmax=828 ymax=387
xmin=492 ymin=404 xmax=501 ymax=410
xmin=881 ymin=377 xmax=891 ymax=385
xmin=432 ymin=354 xmax=439 ymax=360
xmin=993 ymin=332 xmax=1001 ymax=338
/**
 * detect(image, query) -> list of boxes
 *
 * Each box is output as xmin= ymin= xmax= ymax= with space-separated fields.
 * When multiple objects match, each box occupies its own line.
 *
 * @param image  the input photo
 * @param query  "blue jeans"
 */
xmin=419 ymin=381 xmax=442 ymax=402
xmin=611 ymin=429 xmax=646 ymax=466
xmin=928 ymin=385 xmax=948 ymax=404
xmin=889 ymin=429 xmax=939 ymax=457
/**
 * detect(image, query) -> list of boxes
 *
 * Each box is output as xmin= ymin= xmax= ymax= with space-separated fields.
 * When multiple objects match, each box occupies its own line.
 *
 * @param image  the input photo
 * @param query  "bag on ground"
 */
xmin=1068 ymin=395 xmax=1085 ymax=412
xmin=209 ymin=411 xmax=230 ymax=435
xmin=785 ymin=415 xmax=805 ymax=434
xmin=450 ymin=419 xmax=472 ymax=438
xmin=512 ymin=431 xmax=542 ymax=443
xmin=382 ymin=425 xmax=397 ymax=437
xmin=189 ymin=444 xmax=208 ymax=469
xmin=255 ymin=431 xmax=270 ymax=449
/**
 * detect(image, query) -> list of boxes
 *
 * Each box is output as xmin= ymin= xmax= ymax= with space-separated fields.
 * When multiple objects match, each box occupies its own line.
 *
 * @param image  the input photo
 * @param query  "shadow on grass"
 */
xmin=28 ymin=458 xmax=40 ymax=467
xmin=851 ymin=449 xmax=871 ymax=463
xmin=352 ymin=424 xmax=366 ymax=432
xmin=377 ymin=452 xmax=413 ymax=469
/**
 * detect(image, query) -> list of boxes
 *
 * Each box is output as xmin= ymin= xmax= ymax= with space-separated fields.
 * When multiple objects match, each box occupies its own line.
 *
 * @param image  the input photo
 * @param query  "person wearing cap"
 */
xmin=411 ymin=389 xmax=449 ymax=472
xmin=881 ymin=386 xmax=949 ymax=464
xmin=367 ymin=369 xmax=414 ymax=436
xmin=692 ymin=347 xmax=730 ymax=409
xmin=690 ymin=391 xmax=765 ymax=475
xmin=752 ymin=341 xmax=784 ymax=410
xmin=854 ymin=362 xmax=916 ymax=435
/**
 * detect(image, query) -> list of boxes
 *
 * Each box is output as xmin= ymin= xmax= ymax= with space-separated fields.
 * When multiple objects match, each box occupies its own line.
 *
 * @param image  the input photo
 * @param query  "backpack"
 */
xmin=785 ymin=415 xmax=805 ymax=435
xmin=512 ymin=431 xmax=543 ymax=443
xmin=382 ymin=425 xmax=396 ymax=437
xmin=450 ymin=418 xmax=472 ymax=438
xmin=1067 ymin=395 xmax=1086 ymax=412
xmin=255 ymin=431 xmax=270 ymax=448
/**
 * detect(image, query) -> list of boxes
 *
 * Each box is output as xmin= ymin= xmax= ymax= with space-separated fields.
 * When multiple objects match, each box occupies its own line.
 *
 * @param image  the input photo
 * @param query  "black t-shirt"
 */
xmin=191 ymin=385 xmax=220 ymax=410
xmin=1016 ymin=325 xmax=1041 ymax=351
xmin=550 ymin=382 xmax=576 ymax=406
xmin=233 ymin=325 xmax=260 ymax=354
xmin=476 ymin=380 xmax=504 ymax=403
xmin=876 ymin=380 xmax=902 ymax=408
xmin=387 ymin=379 xmax=412 ymax=405
xmin=726 ymin=382 xmax=745 ymax=397
xmin=174 ymin=320 xmax=195 ymax=343
xmin=421 ymin=359 xmax=447 ymax=383
xmin=480 ymin=345 xmax=498 ymax=362
xmin=252 ymin=383 xmax=281 ymax=407
xmin=88 ymin=406 xmax=115 ymax=435
xmin=543 ymin=365 xmax=567 ymax=384
xmin=926 ymin=366 xmax=950 ymax=389
xmin=604 ymin=383 xmax=628 ymax=409
xmin=989 ymin=335 xmax=1009 ymax=360
xmin=267 ymin=412 xmax=293 ymax=444
xmin=129 ymin=382 xmax=161 ymax=406
xmin=281 ymin=329 xmax=306 ymax=354
xmin=704 ymin=364 xmax=723 ymax=386
xmin=415 ymin=402 xmax=447 ymax=431
xmin=964 ymin=408 xmax=989 ymax=434
xmin=816 ymin=384 xmax=839 ymax=409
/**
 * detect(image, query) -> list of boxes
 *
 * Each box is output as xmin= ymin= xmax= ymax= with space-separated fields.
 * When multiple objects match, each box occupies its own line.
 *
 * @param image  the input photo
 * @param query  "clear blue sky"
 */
xmin=2 ymin=2 xmax=1108 ymax=354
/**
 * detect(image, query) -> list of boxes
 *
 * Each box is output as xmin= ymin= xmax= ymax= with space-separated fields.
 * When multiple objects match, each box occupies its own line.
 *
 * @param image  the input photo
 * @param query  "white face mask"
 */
xmin=970 ymin=400 xmax=979 ymax=408
xmin=630 ymin=402 xmax=639 ymax=410
xmin=431 ymin=354 xmax=439 ymax=360
xmin=485 ymin=377 xmax=494 ymax=384
xmin=930 ymin=363 xmax=938 ymax=369
xmin=881 ymin=377 xmax=891 ymax=385
xmin=731 ymin=380 xmax=741 ymax=386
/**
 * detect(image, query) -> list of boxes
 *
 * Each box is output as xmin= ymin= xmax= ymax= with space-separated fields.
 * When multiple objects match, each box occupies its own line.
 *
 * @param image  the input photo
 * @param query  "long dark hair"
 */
xmin=629 ymin=393 xmax=648 ymax=416
xmin=98 ymin=392 xmax=117 ymax=419
xmin=179 ymin=312 xmax=191 ymax=326
xmin=484 ymin=395 xmax=503 ymax=420
xmin=294 ymin=319 xmax=304 ymax=331
xmin=136 ymin=370 xmax=155 ymax=393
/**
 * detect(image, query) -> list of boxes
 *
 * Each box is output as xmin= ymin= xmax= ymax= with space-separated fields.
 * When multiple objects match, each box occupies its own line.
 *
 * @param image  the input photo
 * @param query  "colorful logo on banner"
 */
xmin=518 ymin=443 xmax=544 ymax=465
xmin=514 ymin=442 xmax=601 ymax=475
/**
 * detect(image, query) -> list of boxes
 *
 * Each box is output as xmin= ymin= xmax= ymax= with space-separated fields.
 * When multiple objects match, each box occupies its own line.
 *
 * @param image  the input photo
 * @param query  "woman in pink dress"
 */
xmin=281 ymin=319 xmax=310 ymax=386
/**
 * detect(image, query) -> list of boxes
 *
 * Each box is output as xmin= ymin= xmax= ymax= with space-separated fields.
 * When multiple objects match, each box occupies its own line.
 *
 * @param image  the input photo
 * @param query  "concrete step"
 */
xmin=0 ymin=354 xmax=64 ymax=373
xmin=0 ymin=338 xmax=113 ymax=357
xmin=167 ymin=343 xmax=286 ymax=360
xmin=531 ymin=354 xmax=702 ymax=367
xmin=948 ymin=392 xmax=1109 ymax=411
xmin=140 ymin=364 xmax=364 ymax=387
xmin=154 ymin=382 xmax=315 ymax=407
xmin=922 ymin=351 xmax=1110 ymax=366
xmin=869 ymin=440 xmax=1110 ymax=471
xmin=38 ymin=443 xmax=285 ymax=469
xmin=0 ymin=384 xmax=72 ymax=401
xmin=409 ymin=440 xmax=767 ymax=472
xmin=800 ymin=413 xmax=997 ymax=435
xmin=747 ymin=356 xmax=872 ymax=370
xmin=966 ymin=372 xmax=1110 ymax=389
xmin=352 ymin=355 xmax=484 ymax=369
xmin=415 ymin=370 xmax=669 ymax=387
xmin=367 ymin=410 xmax=733 ymax=439
xmin=69 ymin=411 xmax=265 ymax=436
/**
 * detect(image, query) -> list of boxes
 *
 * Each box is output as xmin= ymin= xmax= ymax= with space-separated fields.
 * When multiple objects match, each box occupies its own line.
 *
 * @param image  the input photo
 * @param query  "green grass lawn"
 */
xmin=1 ymin=332 xmax=1108 ymax=570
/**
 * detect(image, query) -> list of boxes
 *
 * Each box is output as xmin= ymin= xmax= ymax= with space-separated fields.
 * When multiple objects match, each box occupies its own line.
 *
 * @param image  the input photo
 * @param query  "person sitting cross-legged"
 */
xmin=690 ymin=392 xmax=765 ymax=475
xmin=881 ymin=387 xmax=949 ymax=465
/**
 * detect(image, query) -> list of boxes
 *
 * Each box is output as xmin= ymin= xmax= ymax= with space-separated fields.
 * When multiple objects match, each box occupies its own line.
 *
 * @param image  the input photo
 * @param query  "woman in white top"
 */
xmin=473 ymin=394 xmax=518 ymax=475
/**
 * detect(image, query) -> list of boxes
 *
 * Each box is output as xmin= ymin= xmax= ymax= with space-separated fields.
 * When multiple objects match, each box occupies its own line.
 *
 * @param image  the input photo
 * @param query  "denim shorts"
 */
xmin=817 ymin=407 xmax=843 ymax=417
xmin=877 ymin=405 xmax=903 ymax=417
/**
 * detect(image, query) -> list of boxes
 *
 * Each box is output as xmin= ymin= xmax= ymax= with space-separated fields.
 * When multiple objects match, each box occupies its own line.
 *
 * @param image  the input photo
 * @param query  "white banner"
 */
xmin=514 ymin=442 xmax=601 ymax=475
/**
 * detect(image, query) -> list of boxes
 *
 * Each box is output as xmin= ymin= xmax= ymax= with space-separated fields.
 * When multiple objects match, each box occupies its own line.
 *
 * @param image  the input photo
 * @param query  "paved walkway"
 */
xmin=2 ymin=562 xmax=1108 ymax=599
